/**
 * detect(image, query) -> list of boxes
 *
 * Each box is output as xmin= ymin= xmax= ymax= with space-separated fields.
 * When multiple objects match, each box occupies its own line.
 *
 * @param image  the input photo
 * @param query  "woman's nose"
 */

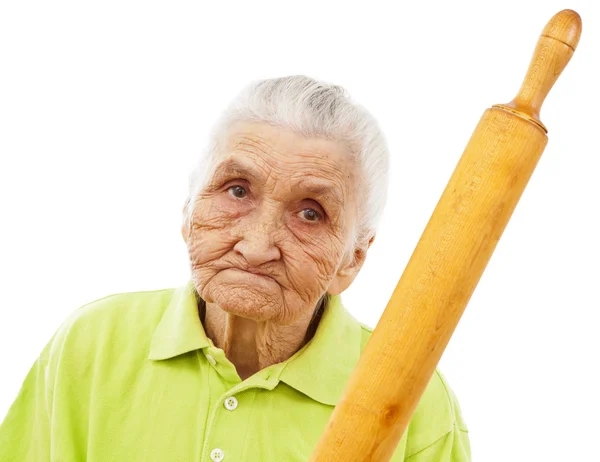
xmin=233 ymin=206 xmax=282 ymax=266
xmin=233 ymin=233 xmax=281 ymax=267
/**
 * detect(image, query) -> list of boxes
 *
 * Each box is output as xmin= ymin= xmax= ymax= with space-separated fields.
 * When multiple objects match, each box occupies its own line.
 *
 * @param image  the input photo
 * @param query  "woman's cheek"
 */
xmin=217 ymin=194 xmax=255 ymax=221
xmin=310 ymin=237 xmax=343 ymax=275
xmin=193 ymin=197 xmax=241 ymax=229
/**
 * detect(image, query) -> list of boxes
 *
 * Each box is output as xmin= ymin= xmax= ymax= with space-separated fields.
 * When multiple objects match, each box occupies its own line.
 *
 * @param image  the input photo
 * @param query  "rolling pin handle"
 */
xmin=494 ymin=9 xmax=582 ymax=131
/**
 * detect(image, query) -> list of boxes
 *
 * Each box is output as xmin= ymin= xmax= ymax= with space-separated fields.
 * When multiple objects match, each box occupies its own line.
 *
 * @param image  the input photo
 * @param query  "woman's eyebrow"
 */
xmin=296 ymin=178 xmax=344 ymax=210
xmin=212 ymin=158 xmax=262 ymax=181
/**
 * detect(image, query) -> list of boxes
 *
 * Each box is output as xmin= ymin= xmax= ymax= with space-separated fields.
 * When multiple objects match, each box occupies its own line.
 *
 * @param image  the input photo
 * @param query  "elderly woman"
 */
xmin=0 ymin=76 xmax=470 ymax=461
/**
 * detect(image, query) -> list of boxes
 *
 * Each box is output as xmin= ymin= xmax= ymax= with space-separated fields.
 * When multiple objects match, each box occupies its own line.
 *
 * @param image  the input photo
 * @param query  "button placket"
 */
xmin=203 ymin=371 xmax=274 ymax=462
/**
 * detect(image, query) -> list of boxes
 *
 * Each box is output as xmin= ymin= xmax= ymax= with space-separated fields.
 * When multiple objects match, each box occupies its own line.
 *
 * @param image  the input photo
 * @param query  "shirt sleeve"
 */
xmin=404 ymin=424 xmax=471 ymax=462
xmin=404 ymin=370 xmax=472 ymax=462
xmin=0 ymin=328 xmax=64 ymax=461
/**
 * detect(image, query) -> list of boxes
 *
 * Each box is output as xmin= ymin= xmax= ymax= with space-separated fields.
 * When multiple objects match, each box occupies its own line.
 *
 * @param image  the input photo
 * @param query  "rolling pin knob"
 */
xmin=493 ymin=9 xmax=582 ymax=133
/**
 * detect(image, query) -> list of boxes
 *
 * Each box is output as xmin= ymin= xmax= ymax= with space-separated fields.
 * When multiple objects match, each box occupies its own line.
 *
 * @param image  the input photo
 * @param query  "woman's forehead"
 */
xmin=220 ymin=120 xmax=353 ymax=169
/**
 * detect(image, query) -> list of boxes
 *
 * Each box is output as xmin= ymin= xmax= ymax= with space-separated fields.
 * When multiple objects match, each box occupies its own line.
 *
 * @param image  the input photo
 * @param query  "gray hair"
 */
xmin=185 ymin=75 xmax=389 ymax=255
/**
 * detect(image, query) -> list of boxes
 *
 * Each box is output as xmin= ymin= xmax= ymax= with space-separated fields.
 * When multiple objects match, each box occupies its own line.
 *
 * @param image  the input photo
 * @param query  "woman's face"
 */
xmin=183 ymin=120 xmax=368 ymax=324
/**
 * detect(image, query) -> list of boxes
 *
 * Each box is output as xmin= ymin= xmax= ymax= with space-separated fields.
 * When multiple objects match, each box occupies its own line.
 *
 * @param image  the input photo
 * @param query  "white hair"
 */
xmin=185 ymin=75 xmax=389 ymax=254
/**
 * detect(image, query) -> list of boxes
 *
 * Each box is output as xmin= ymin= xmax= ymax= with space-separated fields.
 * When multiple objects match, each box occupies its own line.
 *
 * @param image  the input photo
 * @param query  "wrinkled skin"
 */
xmin=182 ymin=120 xmax=374 ymax=379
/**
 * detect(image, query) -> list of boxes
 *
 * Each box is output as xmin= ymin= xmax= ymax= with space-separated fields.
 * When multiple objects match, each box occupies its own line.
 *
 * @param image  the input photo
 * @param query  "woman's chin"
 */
xmin=222 ymin=304 xmax=267 ymax=321
xmin=204 ymin=273 xmax=281 ymax=321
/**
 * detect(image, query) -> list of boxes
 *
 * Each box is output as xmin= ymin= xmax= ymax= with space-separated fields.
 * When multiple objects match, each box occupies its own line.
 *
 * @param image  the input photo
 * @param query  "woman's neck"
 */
xmin=199 ymin=297 xmax=326 ymax=380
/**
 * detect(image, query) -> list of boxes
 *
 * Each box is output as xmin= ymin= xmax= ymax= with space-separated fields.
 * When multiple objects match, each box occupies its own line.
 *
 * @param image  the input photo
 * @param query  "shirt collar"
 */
xmin=148 ymin=279 xmax=210 ymax=360
xmin=278 ymin=293 xmax=363 ymax=406
xmin=148 ymin=279 xmax=364 ymax=406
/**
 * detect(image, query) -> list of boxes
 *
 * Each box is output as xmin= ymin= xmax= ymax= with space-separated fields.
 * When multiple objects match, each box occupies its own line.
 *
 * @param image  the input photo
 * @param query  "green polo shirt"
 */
xmin=0 ymin=280 xmax=470 ymax=461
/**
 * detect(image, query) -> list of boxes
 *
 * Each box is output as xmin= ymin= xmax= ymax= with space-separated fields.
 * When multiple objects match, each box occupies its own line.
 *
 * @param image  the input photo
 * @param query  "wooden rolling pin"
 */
xmin=310 ymin=9 xmax=582 ymax=461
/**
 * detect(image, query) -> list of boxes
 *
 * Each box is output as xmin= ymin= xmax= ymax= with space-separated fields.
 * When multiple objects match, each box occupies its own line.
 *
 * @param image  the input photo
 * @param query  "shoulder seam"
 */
xmin=435 ymin=369 xmax=455 ymax=421
xmin=435 ymin=369 xmax=469 ymax=432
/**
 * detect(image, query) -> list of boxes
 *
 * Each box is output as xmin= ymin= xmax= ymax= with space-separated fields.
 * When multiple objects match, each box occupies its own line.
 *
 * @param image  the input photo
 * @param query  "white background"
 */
xmin=1 ymin=1 xmax=598 ymax=460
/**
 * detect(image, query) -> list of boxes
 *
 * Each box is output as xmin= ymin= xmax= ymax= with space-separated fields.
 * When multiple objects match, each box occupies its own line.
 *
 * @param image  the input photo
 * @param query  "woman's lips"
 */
xmin=227 ymin=268 xmax=276 ymax=282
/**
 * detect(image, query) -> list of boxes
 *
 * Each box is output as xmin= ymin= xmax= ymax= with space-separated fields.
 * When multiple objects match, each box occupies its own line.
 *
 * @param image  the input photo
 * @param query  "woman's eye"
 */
xmin=301 ymin=208 xmax=322 ymax=222
xmin=227 ymin=185 xmax=247 ymax=199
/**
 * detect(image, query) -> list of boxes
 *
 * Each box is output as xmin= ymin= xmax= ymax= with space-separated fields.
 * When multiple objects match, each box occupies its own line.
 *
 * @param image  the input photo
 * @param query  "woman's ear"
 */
xmin=327 ymin=235 xmax=375 ymax=296
xmin=181 ymin=198 xmax=191 ymax=245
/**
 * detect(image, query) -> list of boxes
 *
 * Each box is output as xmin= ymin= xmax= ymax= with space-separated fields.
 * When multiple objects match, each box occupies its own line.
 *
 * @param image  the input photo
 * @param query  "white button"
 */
xmin=224 ymin=396 xmax=238 ymax=411
xmin=210 ymin=448 xmax=224 ymax=461
xmin=206 ymin=354 xmax=217 ymax=365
